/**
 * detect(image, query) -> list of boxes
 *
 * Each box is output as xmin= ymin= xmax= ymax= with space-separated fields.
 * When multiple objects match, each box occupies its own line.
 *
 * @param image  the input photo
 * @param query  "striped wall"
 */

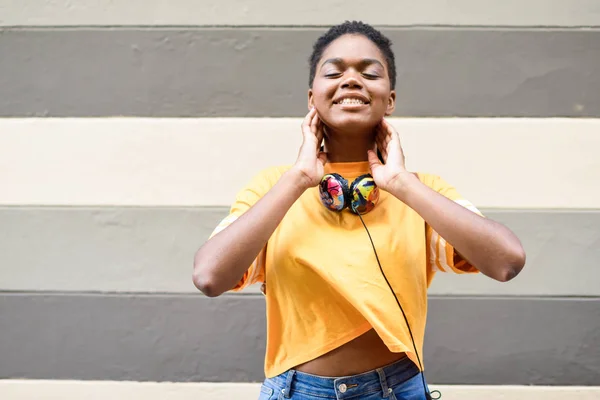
xmin=1 ymin=1 xmax=599 ymax=398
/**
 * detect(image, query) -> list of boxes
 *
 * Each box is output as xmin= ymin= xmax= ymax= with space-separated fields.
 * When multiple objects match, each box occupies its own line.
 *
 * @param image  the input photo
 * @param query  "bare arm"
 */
xmin=193 ymin=169 xmax=308 ymax=296
xmin=390 ymin=175 xmax=525 ymax=281
xmin=368 ymin=119 xmax=526 ymax=282
xmin=193 ymin=107 xmax=328 ymax=297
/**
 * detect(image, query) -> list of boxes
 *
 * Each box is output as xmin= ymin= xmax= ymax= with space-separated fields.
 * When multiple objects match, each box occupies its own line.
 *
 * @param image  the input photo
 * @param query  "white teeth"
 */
xmin=339 ymin=98 xmax=365 ymax=105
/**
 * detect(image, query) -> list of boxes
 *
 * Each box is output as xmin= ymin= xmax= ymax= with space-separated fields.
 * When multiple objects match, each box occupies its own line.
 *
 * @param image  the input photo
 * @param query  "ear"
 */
xmin=385 ymin=90 xmax=396 ymax=116
xmin=308 ymin=89 xmax=315 ymax=110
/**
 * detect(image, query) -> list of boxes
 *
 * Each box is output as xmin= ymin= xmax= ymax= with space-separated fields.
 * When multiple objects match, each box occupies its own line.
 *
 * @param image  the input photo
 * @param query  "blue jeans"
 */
xmin=258 ymin=357 xmax=430 ymax=399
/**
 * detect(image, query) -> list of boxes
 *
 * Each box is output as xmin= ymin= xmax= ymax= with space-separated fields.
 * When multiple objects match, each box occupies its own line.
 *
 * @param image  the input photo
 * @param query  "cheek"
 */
xmin=372 ymin=86 xmax=392 ymax=105
xmin=311 ymin=87 xmax=334 ymax=120
xmin=312 ymin=80 xmax=335 ymax=101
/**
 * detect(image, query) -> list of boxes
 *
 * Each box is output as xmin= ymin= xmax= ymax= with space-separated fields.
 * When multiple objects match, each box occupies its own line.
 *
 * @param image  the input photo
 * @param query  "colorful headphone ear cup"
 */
xmin=350 ymin=174 xmax=379 ymax=214
xmin=319 ymin=173 xmax=348 ymax=212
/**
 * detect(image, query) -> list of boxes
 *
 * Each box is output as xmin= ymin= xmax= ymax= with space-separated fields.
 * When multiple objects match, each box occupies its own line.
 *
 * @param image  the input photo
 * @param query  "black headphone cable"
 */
xmin=355 ymin=208 xmax=441 ymax=400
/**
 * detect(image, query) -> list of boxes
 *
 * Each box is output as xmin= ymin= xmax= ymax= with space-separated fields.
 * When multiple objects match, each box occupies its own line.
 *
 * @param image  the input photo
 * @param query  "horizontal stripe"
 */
xmin=0 ymin=293 xmax=598 ymax=384
xmin=2 ymin=1 xmax=600 ymax=27
xmin=429 ymin=208 xmax=600 ymax=296
xmin=1 ymin=29 xmax=599 ymax=117
xmin=1 ymin=208 xmax=598 ymax=296
xmin=2 ymin=381 xmax=600 ymax=400
xmin=1 ymin=118 xmax=598 ymax=208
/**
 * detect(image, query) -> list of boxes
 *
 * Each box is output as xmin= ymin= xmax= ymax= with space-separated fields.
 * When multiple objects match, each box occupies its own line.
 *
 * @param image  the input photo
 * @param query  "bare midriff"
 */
xmin=293 ymin=329 xmax=407 ymax=377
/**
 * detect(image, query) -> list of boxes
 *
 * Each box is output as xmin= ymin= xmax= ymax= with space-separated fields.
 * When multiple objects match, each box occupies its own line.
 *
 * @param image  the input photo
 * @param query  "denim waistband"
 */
xmin=264 ymin=356 xmax=420 ymax=399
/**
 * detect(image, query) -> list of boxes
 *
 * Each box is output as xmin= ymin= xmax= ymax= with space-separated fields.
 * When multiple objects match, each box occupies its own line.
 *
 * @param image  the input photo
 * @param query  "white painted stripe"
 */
xmin=1 ymin=380 xmax=599 ymax=400
xmin=2 ymin=1 xmax=600 ymax=27
xmin=0 ymin=118 xmax=599 ymax=208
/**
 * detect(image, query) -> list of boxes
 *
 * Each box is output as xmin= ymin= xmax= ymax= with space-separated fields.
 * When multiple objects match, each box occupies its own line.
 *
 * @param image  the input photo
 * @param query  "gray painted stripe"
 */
xmin=3 ymin=0 xmax=600 ymax=27
xmin=0 ymin=293 xmax=265 ymax=382
xmin=1 ymin=208 xmax=599 ymax=296
xmin=0 ymin=293 xmax=598 ymax=385
xmin=1 ymin=28 xmax=599 ymax=117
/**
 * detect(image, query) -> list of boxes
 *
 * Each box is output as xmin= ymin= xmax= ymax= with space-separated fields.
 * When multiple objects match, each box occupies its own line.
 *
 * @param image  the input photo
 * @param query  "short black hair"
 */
xmin=308 ymin=21 xmax=396 ymax=89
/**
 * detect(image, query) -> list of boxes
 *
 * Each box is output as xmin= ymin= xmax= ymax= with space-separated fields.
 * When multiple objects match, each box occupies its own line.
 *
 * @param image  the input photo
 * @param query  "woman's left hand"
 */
xmin=367 ymin=118 xmax=415 ymax=193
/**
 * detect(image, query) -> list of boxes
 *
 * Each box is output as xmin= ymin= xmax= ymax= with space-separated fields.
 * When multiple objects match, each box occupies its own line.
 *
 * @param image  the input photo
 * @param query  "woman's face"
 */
xmin=309 ymin=34 xmax=396 ymax=133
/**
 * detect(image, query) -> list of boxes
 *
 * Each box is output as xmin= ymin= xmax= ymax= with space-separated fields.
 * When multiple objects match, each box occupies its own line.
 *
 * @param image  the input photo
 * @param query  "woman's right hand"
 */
xmin=292 ymin=107 xmax=328 ymax=189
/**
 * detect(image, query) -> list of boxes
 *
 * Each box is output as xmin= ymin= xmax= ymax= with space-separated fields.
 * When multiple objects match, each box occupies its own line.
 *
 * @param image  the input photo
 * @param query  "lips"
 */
xmin=333 ymin=93 xmax=370 ymax=105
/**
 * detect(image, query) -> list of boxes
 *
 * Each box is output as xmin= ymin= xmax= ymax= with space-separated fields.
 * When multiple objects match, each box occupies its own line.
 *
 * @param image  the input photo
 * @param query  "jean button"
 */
xmin=338 ymin=383 xmax=347 ymax=393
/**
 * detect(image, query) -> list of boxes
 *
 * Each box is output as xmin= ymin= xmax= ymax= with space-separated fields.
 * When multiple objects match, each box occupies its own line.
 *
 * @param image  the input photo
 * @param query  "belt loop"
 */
xmin=377 ymin=367 xmax=391 ymax=398
xmin=281 ymin=370 xmax=295 ymax=398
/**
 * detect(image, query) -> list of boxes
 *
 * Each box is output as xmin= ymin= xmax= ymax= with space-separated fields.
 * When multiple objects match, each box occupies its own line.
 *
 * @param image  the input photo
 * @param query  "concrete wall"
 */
xmin=1 ymin=0 xmax=599 ymax=395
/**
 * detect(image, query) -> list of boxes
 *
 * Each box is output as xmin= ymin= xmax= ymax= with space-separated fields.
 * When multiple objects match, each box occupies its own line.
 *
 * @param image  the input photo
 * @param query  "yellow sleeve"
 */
xmin=422 ymin=174 xmax=484 ymax=274
xmin=208 ymin=166 xmax=286 ymax=291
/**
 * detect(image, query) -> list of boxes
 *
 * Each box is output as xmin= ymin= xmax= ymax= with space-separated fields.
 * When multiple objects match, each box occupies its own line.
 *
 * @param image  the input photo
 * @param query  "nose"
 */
xmin=341 ymin=71 xmax=363 ymax=89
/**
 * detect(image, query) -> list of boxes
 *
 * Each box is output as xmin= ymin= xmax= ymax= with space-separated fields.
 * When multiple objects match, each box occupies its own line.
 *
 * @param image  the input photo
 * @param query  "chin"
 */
xmin=325 ymin=114 xmax=380 ymax=133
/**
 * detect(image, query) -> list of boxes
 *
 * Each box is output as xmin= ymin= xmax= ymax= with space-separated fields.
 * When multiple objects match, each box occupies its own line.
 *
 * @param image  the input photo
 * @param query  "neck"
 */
xmin=323 ymin=127 xmax=376 ymax=163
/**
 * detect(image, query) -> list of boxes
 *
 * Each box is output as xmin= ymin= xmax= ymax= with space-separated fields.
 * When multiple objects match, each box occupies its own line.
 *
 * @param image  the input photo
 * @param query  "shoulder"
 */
xmin=415 ymin=171 xmax=462 ymax=199
xmin=230 ymin=165 xmax=294 ymax=211
xmin=415 ymin=172 xmax=445 ymax=189
xmin=238 ymin=165 xmax=293 ymax=195
xmin=249 ymin=165 xmax=293 ymax=185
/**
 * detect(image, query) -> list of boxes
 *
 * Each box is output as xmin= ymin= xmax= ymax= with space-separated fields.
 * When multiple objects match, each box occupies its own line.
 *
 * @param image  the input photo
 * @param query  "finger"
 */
xmin=375 ymin=129 xmax=386 ymax=147
xmin=383 ymin=135 xmax=391 ymax=150
xmin=381 ymin=117 xmax=393 ymax=132
xmin=379 ymin=146 xmax=388 ymax=162
xmin=317 ymin=151 xmax=328 ymax=166
xmin=323 ymin=123 xmax=330 ymax=139
xmin=382 ymin=119 xmax=406 ymax=164
xmin=367 ymin=149 xmax=382 ymax=171
xmin=307 ymin=114 xmax=320 ymax=150
xmin=376 ymin=132 xmax=389 ymax=152
xmin=380 ymin=122 xmax=392 ymax=146
xmin=375 ymin=138 xmax=386 ymax=159
xmin=383 ymin=118 xmax=400 ymax=143
xmin=376 ymin=128 xmax=388 ymax=145
xmin=375 ymin=120 xmax=386 ymax=140
xmin=379 ymin=118 xmax=393 ymax=140
xmin=316 ymin=119 xmax=325 ymax=148
xmin=302 ymin=107 xmax=317 ymax=133
xmin=310 ymin=109 xmax=320 ymax=134
xmin=375 ymin=123 xmax=386 ymax=146
xmin=385 ymin=120 xmax=397 ymax=141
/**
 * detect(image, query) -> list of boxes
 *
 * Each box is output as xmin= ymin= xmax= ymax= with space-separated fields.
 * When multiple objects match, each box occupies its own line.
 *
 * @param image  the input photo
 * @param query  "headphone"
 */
xmin=319 ymin=173 xmax=379 ymax=215
xmin=317 ymin=145 xmax=382 ymax=215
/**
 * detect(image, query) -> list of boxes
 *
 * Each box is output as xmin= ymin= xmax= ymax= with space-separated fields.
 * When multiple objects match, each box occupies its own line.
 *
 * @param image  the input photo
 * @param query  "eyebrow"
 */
xmin=320 ymin=58 xmax=385 ymax=70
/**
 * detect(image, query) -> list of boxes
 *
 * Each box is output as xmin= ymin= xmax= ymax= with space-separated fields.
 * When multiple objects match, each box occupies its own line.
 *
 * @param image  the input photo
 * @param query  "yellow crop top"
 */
xmin=210 ymin=161 xmax=482 ymax=378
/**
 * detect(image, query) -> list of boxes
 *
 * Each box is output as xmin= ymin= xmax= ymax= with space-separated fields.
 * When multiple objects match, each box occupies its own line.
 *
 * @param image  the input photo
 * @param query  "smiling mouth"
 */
xmin=333 ymin=98 xmax=370 ymax=105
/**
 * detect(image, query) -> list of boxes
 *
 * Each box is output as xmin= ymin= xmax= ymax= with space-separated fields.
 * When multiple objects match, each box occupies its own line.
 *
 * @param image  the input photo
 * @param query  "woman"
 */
xmin=193 ymin=21 xmax=526 ymax=400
